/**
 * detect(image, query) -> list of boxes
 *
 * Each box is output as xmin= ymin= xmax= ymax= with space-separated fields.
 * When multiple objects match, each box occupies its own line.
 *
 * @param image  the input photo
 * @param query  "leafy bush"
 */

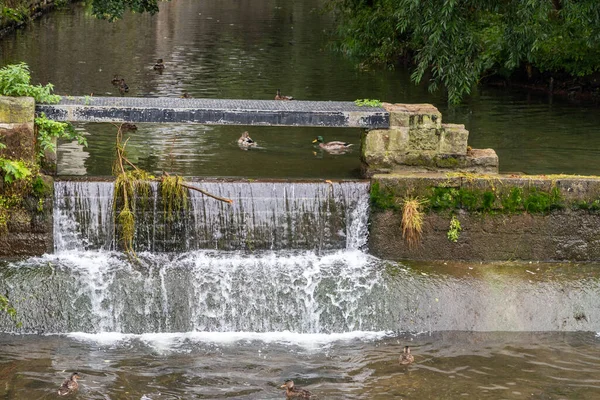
xmin=35 ymin=113 xmax=87 ymax=156
xmin=0 ymin=63 xmax=61 ymax=104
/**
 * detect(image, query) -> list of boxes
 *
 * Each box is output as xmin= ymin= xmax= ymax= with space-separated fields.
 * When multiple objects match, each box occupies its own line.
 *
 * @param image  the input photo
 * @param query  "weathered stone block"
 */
xmin=0 ymin=96 xmax=35 ymax=124
xmin=440 ymin=123 xmax=468 ymax=155
xmin=465 ymin=148 xmax=499 ymax=174
xmin=383 ymin=103 xmax=442 ymax=129
xmin=408 ymin=127 xmax=440 ymax=152
xmin=0 ymin=123 xmax=36 ymax=163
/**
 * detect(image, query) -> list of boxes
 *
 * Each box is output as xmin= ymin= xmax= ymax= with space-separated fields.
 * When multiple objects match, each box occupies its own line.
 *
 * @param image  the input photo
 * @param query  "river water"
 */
xmin=2 ymin=0 xmax=600 ymax=177
xmin=2 ymin=1 xmax=600 ymax=399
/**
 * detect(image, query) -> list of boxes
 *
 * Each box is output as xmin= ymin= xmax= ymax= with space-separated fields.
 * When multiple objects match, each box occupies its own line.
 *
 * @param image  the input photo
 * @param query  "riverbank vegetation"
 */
xmin=327 ymin=0 xmax=600 ymax=104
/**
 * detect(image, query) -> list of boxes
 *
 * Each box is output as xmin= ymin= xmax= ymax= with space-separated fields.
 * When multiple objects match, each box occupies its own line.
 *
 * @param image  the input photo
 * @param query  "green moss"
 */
xmin=436 ymin=156 xmax=460 ymax=168
xmin=523 ymin=187 xmax=563 ymax=213
xmin=482 ymin=191 xmax=496 ymax=211
xmin=370 ymin=181 xmax=398 ymax=211
xmin=31 ymin=175 xmax=52 ymax=198
xmin=501 ymin=187 xmax=523 ymax=213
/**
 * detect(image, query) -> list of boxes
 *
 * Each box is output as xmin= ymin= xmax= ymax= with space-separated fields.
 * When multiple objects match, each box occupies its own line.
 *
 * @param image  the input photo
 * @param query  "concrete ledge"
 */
xmin=36 ymin=97 xmax=390 ymax=128
xmin=369 ymin=172 xmax=600 ymax=261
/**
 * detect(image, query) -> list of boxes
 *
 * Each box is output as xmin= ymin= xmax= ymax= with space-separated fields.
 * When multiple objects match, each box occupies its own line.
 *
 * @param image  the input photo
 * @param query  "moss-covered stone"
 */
xmin=0 ymin=96 xmax=34 ymax=124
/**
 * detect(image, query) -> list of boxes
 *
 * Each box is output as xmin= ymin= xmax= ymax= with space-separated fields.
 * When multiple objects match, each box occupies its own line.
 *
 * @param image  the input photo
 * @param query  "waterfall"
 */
xmin=53 ymin=180 xmax=371 ymax=252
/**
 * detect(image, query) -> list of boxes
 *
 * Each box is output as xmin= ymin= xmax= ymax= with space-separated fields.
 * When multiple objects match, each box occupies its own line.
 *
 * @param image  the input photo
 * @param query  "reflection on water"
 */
xmin=2 ymin=0 xmax=600 ymax=176
xmin=2 ymin=332 xmax=600 ymax=399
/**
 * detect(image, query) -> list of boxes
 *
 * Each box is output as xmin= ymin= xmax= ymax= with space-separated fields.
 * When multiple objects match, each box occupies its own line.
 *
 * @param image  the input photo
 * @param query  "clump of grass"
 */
xmin=160 ymin=174 xmax=189 ymax=222
xmin=401 ymin=197 xmax=427 ymax=249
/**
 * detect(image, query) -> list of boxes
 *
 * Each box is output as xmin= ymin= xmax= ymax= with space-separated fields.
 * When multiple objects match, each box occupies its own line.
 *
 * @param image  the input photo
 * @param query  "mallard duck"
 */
xmin=280 ymin=380 xmax=313 ymax=399
xmin=312 ymin=136 xmax=352 ymax=151
xmin=180 ymin=91 xmax=192 ymax=99
xmin=238 ymin=131 xmax=257 ymax=148
xmin=111 ymin=75 xmax=121 ymax=85
xmin=58 ymin=372 xmax=81 ymax=396
xmin=153 ymin=58 xmax=165 ymax=71
xmin=399 ymin=346 xmax=414 ymax=365
xmin=118 ymin=79 xmax=129 ymax=94
xmin=275 ymin=89 xmax=294 ymax=101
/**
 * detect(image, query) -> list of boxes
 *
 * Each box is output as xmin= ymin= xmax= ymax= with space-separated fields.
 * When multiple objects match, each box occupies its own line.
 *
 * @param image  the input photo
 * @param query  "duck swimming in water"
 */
xmin=280 ymin=380 xmax=313 ymax=399
xmin=111 ymin=75 xmax=121 ymax=85
xmin=238 ymin=131 xmax=257 ymax=148
xmin=180 ymin=91 xmax=192 ymax=99
xmin=57 ymin=372 xmax=81 ymax=396
xmin=275 ymin=89 xmax=294 ymax=101
xmin=118 ymin=79 xmax=129 ymax=94
xmin=153 ymin=58 xmax=165 ymax=71
xmin=399 ymin=346 xmax=414 ymax=365
xmin=312 ymin=136 xmax=353 ymax=151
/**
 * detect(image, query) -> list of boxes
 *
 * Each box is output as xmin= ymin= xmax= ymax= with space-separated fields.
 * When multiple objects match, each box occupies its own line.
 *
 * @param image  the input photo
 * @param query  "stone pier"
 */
xmin=0 ymin=96 xmax=53 ymax=258
xmin=361 ymin=103 xmax=498 ymax=176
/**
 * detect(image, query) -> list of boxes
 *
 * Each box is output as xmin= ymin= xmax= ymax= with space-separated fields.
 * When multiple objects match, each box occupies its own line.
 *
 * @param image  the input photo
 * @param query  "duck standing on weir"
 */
xmin=275 ymin=89 xmax=294 ymax=100
xmin=57 ymin=372 xmax=81 ymax=396
xmin=312 ymin=136 xmax=353 ymax=152
xmin=280 ymin=380 xmax=314 ymax=399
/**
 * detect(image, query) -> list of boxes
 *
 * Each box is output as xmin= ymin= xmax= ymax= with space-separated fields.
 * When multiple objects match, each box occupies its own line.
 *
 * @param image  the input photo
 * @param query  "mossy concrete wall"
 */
xmin=361 ymin=103 xmax=498 ymax=176
xmin=369 ymin=173 xmax=600 ymax=262
xmin=0 ymin=96 xmax=53 ymax=258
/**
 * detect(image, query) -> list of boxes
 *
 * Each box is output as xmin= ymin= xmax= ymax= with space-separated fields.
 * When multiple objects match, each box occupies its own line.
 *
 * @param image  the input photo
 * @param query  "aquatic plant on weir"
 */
xmin=447 ymin=215 xmax=461 ymax=243
xmin=400 ymin=197 xmax=426 ymax=249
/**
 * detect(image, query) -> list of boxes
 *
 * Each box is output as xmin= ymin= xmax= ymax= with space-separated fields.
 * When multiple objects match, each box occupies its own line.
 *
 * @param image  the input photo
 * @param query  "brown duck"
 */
xmin=57 ymin=372 xmax=81 ymax=396
xmin=280 ymin=380 xmax=314 ymax=398
xmin=399 ymin=346 xmax=414 ymax=365
xmin=275 ymin=89 xmax=293 ymax=101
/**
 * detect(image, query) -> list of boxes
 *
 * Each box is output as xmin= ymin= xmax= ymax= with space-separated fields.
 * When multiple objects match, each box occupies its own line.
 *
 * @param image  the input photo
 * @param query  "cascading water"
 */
xmin=2 ymin=180 xmax=600 ymax=337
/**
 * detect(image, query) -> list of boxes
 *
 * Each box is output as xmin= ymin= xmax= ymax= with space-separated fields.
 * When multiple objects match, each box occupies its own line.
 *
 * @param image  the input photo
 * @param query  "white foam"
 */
xmin=65 ymin=330 xmax=392 ymax=350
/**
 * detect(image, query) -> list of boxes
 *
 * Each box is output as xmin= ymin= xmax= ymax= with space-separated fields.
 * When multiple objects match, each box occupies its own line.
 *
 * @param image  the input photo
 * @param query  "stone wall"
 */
xmin=0 ymin=96 xmax=53 ymax=258
xmin=369 ymin=173 xmax=600 ymax=262
xmin=361 ymin=103 xmax=498 ymax=176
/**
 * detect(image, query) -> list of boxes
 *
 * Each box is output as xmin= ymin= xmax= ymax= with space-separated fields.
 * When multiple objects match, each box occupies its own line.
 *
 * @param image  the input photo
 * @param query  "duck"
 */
xmin=238 ymin=131 xmax=257 ymax=148
xmin=153 ymin=58 xmax=165 ymax=71
xmin=111 ymin=75 xmax=121 ymax=85
xmin=312 ymin=136 xmax=353 ymax=151
xmin=57 ymin=372 xmax=81 ymax=396
xmin=180 ymin=91 xmax=192 ymax=99
xmin=399 ymin=346 xmax=414 ymax=365
xmin=121 ymin=123 xmax=137 ymax=131
xmin=280 ymin=380 xmax=313 ymax=399
xmin=275 ymin=89 xmax=294 ymax=101
xmin=118 ymin=79 xmax=129 ymax=94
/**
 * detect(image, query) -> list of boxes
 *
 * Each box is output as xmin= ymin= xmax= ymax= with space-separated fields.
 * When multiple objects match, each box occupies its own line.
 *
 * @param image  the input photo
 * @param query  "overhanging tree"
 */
xmin=327 ymin=0 xmax=600 ymax=104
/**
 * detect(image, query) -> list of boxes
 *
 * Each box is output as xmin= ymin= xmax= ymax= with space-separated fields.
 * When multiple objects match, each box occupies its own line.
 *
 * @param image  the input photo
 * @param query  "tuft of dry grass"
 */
xmin=401 ymin=197 xmax=426 ymax=249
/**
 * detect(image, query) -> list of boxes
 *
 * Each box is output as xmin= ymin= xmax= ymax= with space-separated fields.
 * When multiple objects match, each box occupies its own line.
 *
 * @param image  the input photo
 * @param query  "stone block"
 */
xmin=0 ymin=122 xmax=36 ymax=163
xmin=383 ymin=103 xmax=442 ymax=129
xmin=0 ymin=96 xmax=35 ymax=124
xmin=408 ymin=127 xmax=440 ymax=152
xmin=465 ymin=148 xmax=499 ymax=174
xmin=440 ymin=123 xmax=469 ymax=155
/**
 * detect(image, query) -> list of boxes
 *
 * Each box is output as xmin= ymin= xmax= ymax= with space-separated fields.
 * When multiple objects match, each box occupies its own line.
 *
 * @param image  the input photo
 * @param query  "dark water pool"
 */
xmin=1 ymin=0 xmax=600 ymax=177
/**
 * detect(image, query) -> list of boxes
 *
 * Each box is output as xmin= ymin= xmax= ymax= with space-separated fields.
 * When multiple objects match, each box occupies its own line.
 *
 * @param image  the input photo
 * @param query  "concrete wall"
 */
xmin=369 ymin=173 xmax=600 ymax=262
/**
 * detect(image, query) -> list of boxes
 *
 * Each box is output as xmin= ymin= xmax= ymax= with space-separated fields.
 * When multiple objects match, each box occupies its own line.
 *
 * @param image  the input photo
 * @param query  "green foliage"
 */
xmin=0 ymin=63 xmax=61 ymax=104
xmin=35 ymin=113 xmax=87 ymax=157
xmin=501 ymin=187 xmax=523 ymax=213
xmin=370 ymin=181 xmax=398 ymax=211
xmin=328 ymin=0 xmax=600 ymax=104
xmin=0 ymin=294 xmax=21 ymax=328
xmin=354 ymin=99 xmax=383 ymax=107
xmin=1 ymin=5 xmax=29 ymax=23
xmin=90 ymin=0 xmax=165 ymax=21
xmin=0 ymin=158 xmax=31 ymax=183
xmin=447 ymin=215 xmax=461 ymax=243
xmin=523 ymin=187 xmax=563 ymax=213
